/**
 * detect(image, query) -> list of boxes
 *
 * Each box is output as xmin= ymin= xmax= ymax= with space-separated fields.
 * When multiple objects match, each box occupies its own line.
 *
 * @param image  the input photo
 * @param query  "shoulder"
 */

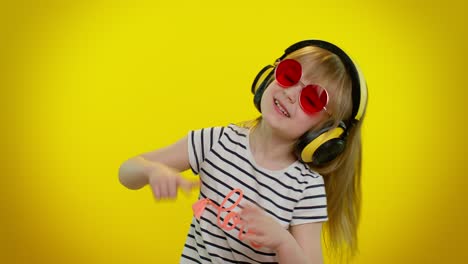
xmin=189 ymin=123 xmax=247 ymax=137
xmin=188 ymin=123 xmax=250 ymax=153
xmin=224 ymin=123 xmax=249 ymax=137
xmin=290 ymin=162 xmax=325 ymax=185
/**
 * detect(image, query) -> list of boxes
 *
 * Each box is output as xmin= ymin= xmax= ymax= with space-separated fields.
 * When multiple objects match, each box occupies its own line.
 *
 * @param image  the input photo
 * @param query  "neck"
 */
xmin=249 ymin=120 xmax=297 ymax=170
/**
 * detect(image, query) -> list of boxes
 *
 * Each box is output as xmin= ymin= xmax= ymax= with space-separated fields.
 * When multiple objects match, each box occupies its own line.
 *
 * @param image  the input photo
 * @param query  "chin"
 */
xmin=262 ymin=114 xmax=298 ymax=139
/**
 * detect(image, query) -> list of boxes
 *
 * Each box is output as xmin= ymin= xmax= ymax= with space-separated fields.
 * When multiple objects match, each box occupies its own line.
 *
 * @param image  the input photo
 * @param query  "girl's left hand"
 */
xmin=240 ymin=203 xmax=290 ymax=251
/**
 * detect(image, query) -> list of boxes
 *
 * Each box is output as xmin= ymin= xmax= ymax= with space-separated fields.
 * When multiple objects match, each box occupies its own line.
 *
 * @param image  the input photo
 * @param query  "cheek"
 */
xmin=295 ymin=113 xmax=324 ymax=134
xmin=260 ymin=84 xmax=277 ymax=108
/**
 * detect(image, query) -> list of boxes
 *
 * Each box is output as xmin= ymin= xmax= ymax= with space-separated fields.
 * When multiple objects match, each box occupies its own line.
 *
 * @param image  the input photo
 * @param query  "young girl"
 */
xmin=119 ymin=40 xmax=368 ymax=264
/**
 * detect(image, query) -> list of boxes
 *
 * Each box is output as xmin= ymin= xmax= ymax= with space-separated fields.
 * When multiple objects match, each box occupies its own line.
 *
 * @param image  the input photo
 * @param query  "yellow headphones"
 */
xmin=251 ymin=40 xmax=368 ymax=166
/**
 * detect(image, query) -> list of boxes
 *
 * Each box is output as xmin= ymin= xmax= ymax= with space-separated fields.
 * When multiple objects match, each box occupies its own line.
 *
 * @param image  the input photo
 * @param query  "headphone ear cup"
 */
xmin=295 ymin=121 xmax=347 ymax=165
xmin=311 ymin=138 xmax=346 ymax=166
xmin=252 ymin=65 xmax=275 ymax=112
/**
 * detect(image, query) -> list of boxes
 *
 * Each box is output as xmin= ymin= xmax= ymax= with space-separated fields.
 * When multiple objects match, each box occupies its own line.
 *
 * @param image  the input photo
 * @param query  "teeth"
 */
xmin=274 ymin=99 xmax=290 ymax=117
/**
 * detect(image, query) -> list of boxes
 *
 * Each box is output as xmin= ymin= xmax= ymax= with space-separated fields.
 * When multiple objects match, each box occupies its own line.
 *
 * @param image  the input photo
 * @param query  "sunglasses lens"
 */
xmin=300 ymin=85 xmax=329 ymax=114
xmin=275 ymin=59 xmax=302 ymax=87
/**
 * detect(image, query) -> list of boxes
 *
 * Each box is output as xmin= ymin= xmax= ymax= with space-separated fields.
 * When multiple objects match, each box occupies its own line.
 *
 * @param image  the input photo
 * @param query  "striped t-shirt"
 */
xmin=181 ymin=124 xmax=328 ymax=264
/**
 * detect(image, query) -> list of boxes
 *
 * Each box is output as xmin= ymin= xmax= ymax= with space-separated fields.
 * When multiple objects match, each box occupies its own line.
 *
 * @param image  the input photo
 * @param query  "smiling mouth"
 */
xmin=274 ymin=98 xmax=290 ymax=117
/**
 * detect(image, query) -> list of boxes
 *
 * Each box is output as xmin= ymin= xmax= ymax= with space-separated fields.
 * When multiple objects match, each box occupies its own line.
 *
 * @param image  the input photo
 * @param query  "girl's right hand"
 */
xmin=146 ymin=162 xmax=200 ymax=200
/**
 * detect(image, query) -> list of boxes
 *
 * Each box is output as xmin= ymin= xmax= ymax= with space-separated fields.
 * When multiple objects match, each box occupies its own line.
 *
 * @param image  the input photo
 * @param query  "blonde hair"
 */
xmin=246 ymin=46 xmax=365 ymax=262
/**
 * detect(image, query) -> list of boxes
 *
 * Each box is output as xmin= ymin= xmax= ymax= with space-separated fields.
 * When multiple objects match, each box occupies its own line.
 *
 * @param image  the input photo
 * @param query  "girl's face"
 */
xmin=260 ymin=73 xmax=331 ymax=140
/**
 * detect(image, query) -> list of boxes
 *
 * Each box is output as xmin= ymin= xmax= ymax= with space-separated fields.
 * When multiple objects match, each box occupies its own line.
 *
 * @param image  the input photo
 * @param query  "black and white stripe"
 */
xmin=181 ymin=124 xmax=328 ymax=263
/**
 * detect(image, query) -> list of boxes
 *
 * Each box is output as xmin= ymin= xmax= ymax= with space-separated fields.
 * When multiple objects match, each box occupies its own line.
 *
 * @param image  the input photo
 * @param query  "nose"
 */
xmin=282 ymin=84 xmax=301 ymax=104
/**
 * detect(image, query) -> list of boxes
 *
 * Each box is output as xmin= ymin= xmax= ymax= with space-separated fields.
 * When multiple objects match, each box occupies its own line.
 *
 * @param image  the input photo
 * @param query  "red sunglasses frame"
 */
xmin=274 ymin=59 xmax=331 ymax=116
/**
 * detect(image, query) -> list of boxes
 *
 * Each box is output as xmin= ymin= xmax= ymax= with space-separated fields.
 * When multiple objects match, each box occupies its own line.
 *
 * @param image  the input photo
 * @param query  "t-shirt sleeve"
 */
xmin=187 ymin=126 xmax=225 ymax=175
xmin=291 ymin=177 xmax=329 ymax=225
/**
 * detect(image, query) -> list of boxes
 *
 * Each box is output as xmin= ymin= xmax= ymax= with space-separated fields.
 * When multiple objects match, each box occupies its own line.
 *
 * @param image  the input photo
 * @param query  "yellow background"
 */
xmin=2 ymin=0 xmax=467 ymax=263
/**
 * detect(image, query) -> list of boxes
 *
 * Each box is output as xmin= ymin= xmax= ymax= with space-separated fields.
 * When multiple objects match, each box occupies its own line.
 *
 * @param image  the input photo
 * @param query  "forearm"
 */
xmin=118 ymin=156 xmax=153 ymax=189
xmin=276 ymin=232 xmax=321 ymax=264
